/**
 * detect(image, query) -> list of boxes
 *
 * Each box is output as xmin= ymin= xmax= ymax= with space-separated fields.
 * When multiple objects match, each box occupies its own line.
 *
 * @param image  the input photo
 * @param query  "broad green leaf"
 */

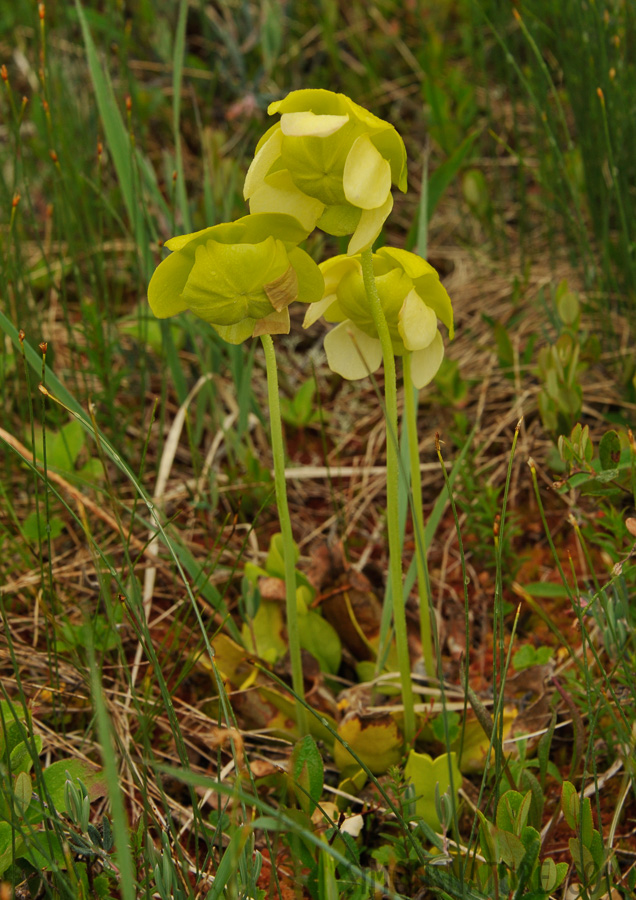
xmin=41 ymin=759 xmax=106 ymax=812
xmin=404 ymin=750 xmax=462 ymax=832
xmin=334 ymin=714 xmax=403 ymax=776
xmin=0 ymin=821 xmax=26 ymax=877
xmin=0 ymin=699 xmax=29 ymax=760
xmin=242 ymin=600 xmax=286 ymax=664
xmin=298 ymin=610 xmax=342 ymax=674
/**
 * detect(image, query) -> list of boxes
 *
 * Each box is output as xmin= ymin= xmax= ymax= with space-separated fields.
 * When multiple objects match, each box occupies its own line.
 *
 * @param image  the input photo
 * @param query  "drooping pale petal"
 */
xmin=410 ymin=332 xmax=445 ymax=388
xmin=343 ymin=134 xmax=391 ymax=210
xmin=398 ymin=289 xmax=438 ymax=351
xmin=148 ymin=250 xmax=194 ymax=318
xmin=303 ymin=294 xmax=338 ymax=328
xmin=244 ymin=128 xmax=283 ymax=199
xmin=377 ymin=247 xmax=433 ymax=280
xmin=253 ymin=308 xmax=290 ymax=336
xmin=413 ymin=275 xmax=454 ymax=338
xmin=280 ymin=111 xmax=349 ymax=137
xmin=248 ymin=170 xmax=324 ymax=232
xmin=378 ymin=247 xmax=454 ymax=337
xmin=287 ymin=247 xmax=327 ymax=304
xmin=348 ymin=194 xmax=393 ymax=255
xmin=323 ymin=320 xmax=383 ymax=380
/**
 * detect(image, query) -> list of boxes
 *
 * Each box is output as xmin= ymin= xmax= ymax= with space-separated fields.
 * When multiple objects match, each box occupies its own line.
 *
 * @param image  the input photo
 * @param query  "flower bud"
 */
xmin=304 ymin=247 xmax=453 ymax=388
xmin=244 ymin=90 xmax=407 ymax=255
xmin=148 ymin=213 xmax=324 ymax=343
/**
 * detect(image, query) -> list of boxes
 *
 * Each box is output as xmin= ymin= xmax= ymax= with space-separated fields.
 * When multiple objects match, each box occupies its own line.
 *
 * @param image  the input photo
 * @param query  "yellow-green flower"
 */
xmin=244 ymin=89 xmax=407 ymax=255
xmin=304 ymin=247 xmax=453 ymax=388
xmin=148 ymin=213 xmax=324 ymax=343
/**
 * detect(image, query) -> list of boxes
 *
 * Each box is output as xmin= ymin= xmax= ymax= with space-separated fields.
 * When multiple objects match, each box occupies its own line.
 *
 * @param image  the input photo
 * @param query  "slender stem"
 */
xmin=260 ymin=334 xmax=307 ymax=735
xmin=360 ymin=248 xmax=415 ymax=746
xmin=402 ymin=353 xmax=435 ymax=678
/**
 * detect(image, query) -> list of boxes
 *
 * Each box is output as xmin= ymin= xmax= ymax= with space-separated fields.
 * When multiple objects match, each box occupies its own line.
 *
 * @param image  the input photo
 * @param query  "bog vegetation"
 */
xmin=1 ymin=2 xmax=635 ymax=899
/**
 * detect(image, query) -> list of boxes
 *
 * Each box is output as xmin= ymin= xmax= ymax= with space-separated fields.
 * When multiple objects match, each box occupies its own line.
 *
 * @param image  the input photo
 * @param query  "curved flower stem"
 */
xmin=360 ymin=248 xmax=415 ymax=747
xmin=402 ymin=352 xmax=435 ymax=678
xmin=261 ymin=334 xmax=307 ymax=735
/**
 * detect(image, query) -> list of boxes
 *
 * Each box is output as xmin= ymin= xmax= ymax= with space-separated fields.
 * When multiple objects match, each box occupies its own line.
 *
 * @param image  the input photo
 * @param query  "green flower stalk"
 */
xmin=148 ymin=212 xmax=324 ymax=731
xmin=305 ymin=247 xmax=454 ymax=730
xmin=244 ymin=90 xmax=407 ymax=255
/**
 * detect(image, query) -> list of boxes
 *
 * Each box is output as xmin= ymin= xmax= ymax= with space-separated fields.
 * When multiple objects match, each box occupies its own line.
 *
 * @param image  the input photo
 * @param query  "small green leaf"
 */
xmin=13 ymin=771 xmax=33 ymax=815
xmin=539 ymin=857 xmax=558 ymax=892
xmin=561 ymin=781 xmax=578 ymax=830
xmin=599 ymin=430 xmax=621 ymax=470
xmin=495 ymin=829 xmax=525 ymax=869
xmin=291 ymin=735 xmax=324 ymax=815
xmin=512 ymin=644 xmax=554 ymax=671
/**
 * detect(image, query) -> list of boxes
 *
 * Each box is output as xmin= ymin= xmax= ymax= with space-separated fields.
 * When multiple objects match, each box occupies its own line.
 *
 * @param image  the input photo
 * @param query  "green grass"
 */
xmin=1 ymin=2 xmax=636 ymax=898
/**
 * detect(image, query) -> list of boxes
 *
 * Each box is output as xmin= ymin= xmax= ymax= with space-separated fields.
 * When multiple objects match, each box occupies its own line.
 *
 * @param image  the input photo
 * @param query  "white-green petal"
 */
xmin=348 ymin=194 xmax=393 ymax=255
xmin=324 ymin=320 xmax=383 ymax=380
xmin=302 ymin=294 xmax=338 ymax=328
xmin=398 ymin=289 xmax=438 ymax=351
xmin=244 ymin=127 xmax=283 ymax=199
xmin=248 ymin=169 xmax=324 ymax=232
xmin=343 ymin=134 xmax=391 ymax=210
xmin=410 ymin=332 xmax=444 ymax=388
xmin=280 ymin=111 xmax=349 ymax=137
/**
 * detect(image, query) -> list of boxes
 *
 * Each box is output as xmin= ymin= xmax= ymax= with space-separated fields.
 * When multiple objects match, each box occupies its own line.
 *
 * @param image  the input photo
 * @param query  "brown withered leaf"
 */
xmin=263 ymin=264 xmax=298 ymax=311
xmin=258 ymin=576 xmax=286 ymax=601
xmin=308 ymin=542 xmax=383 ymax=661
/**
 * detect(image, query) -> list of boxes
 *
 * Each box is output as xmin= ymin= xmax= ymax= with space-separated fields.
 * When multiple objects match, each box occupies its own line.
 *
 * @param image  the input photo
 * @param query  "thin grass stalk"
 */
xmin=360 ymin=248 xmax=415 ymax=746
xmin=260 ymin=333 xmax=307 ymax=735
xmin=402 ymin=353 xmax=434 ymax=678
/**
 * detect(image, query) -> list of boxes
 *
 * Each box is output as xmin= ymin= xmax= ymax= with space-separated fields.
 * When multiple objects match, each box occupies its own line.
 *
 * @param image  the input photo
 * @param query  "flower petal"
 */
xmin=324 ymin=321 xmax=383 ymax=380
xmin=287 ymin=247 xmax=326 ymax=304
xmin=281 ymin=111 xmax=349 ymax=137
xmin=213 ymin=319 xmax=257 ymax=344
xmin=398 ymin=289 xmax=438 ymax=351
xmin=302 ymin=295 xmax=338 ymax=328
xmin=343 ymin=134 xmax=391 ymax=210
xmin=347 ymin=194 xmax=393 ymax=255
xmin=248 ymin=170 xmax=324 ymax=232
xmin=244 ymin=127 xmax=283 ymax=199
xmin=147 ymin=251 xmax=192 ymax=318
xmin=410 ymin=332 xmax=445 ymax=388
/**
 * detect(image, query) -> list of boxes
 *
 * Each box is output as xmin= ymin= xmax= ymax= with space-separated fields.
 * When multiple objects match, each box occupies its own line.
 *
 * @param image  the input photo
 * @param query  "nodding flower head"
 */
xmin=304 ymin=247 xmax=453 ymax=388
xmin=244 ymin=89 xmax=407 ymax=256
xmin=148 ymin=213 xmax=324 ymax=343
